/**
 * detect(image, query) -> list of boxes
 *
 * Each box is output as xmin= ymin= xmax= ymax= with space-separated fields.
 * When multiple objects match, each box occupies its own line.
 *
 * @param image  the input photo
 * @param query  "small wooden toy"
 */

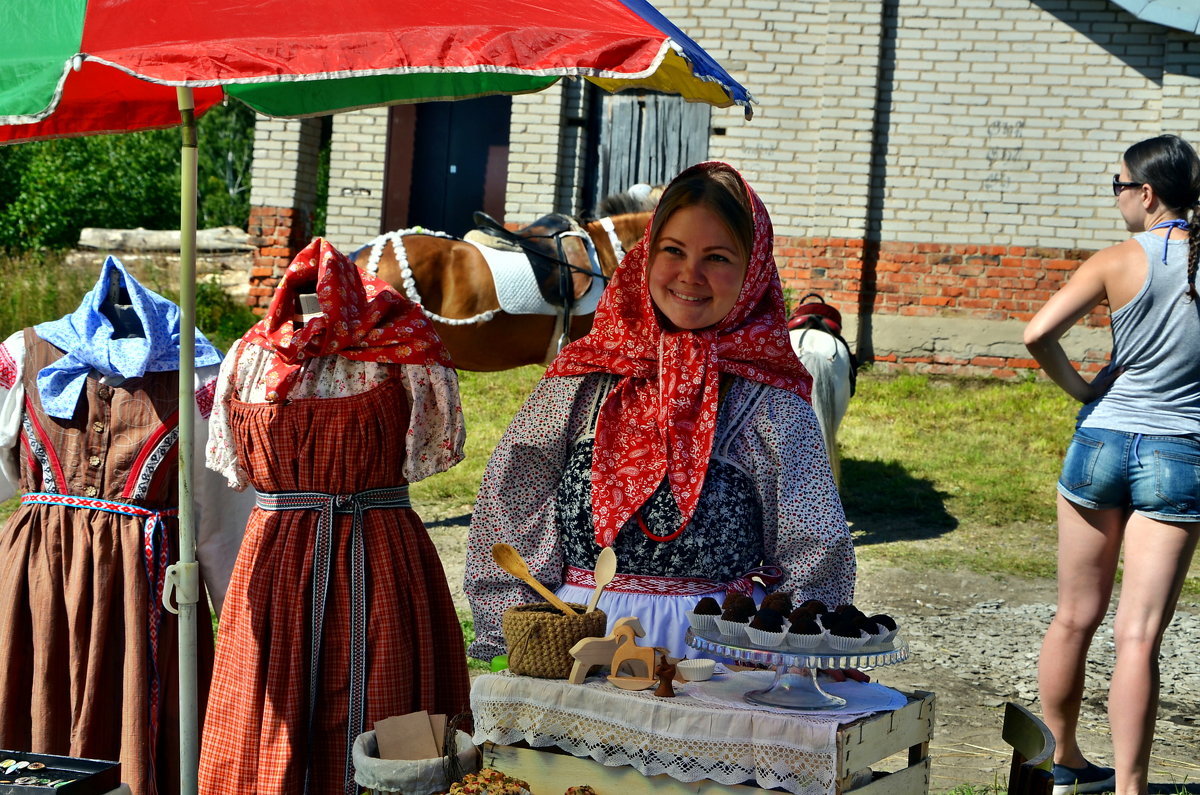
xmin=653 ymin=658 xmax=677 ymax=698
xmin=567 ymin=616 xmax=644 ymax=685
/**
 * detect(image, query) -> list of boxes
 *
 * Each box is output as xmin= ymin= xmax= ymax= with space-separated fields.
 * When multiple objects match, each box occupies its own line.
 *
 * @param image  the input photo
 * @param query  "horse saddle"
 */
xmin=468 ymin=211 xmax=595 ymax=305
xmin=788 ymin=293 xmax=858 ymax=395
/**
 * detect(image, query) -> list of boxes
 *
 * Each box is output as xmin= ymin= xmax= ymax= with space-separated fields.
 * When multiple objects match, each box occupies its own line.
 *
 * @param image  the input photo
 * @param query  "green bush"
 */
xmin=194 ymin=278 xmax=259 ymax=353
xmin=0 ymin=132 xmax=182 ymax=249
xmin=0 ymin=101 xmax=255 ymax=252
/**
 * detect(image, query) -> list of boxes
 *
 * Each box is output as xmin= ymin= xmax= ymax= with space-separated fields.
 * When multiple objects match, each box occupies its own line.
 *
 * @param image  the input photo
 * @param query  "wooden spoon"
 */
xmin=587 ymin=546 xmax=618 ymax=613
xmin=491 ymin=543 xmax=578 ymax=616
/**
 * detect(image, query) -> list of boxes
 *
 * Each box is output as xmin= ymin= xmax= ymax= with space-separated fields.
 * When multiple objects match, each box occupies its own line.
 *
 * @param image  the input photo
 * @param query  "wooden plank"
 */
xmin=484 ymin=743 xmax=776 ymax=794
xmin=837 ymin=692 xmax=935 ymax=775
xmin=841 ymin=757 xmax=930 ymax=795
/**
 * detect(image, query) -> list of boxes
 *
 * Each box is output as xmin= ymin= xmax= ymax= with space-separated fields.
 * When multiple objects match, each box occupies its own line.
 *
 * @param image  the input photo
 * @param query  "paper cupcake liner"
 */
xmin=686 ymin=611 xmax=719 ymax=633
xmin=826 ymin=630 xmax=869 ymax=651
xmin=745 ymin=626 xmax=786 ymax=648
xmin=714 ymin=618 xmax=749 ymax=638
xmin=786 ymin=630 xmax=825 ymax=650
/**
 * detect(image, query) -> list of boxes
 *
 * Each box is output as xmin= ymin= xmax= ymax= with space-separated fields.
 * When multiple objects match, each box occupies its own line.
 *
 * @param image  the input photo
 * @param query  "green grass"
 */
xmin=0 ymin=251 xmax=94 ymax=339
xmin=410 ymin=367 xmax=543 ymax=505
xmin=838 ymin=372 xmax=1075 ymax=582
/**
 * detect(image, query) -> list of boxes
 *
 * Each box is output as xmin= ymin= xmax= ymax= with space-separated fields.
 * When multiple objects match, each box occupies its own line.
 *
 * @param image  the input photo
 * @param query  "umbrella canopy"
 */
xmin=0 ymin=0 xmax=752 ymax=144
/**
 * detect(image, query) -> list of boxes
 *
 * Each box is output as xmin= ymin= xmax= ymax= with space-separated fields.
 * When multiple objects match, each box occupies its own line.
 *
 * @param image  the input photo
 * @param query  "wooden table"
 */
xmin=472 ymin=672 xmax=934 ymax=795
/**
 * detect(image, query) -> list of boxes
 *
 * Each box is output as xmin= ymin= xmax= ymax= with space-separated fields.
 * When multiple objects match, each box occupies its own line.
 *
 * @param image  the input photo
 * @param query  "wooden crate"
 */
xmin=483 ymin=690 xmax=934 ymax=795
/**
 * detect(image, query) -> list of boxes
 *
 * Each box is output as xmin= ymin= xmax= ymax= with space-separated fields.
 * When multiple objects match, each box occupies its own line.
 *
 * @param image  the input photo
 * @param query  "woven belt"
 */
xmin=255 ymin=486 xmax=411 ymax=795
xmin=22 ymin=492 xmax=176 ymax=795
xmin=564 ymin=564 xmax=785 ymax=597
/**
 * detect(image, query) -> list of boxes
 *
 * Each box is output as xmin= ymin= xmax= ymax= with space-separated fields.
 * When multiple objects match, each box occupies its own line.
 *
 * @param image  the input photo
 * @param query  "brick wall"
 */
xmin=249 ymin=1 xmax=1200 ymax=373
xmin=775 ymin=236 xmax=1112 ymax=378
xmin=629 ymin=0 xmax=1199 ymax=378
xmin=246 ymin=117 xmax=322 ymax=312
xmin=324 ymin=108 xmax=388 ymax=252
xmin=505 ymin=85 xmax=567 ymax=221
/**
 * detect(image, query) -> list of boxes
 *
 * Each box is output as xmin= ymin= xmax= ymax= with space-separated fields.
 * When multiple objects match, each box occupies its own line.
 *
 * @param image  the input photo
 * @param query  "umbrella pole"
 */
xmin=173 ymin=86 xmax=201 ymax=795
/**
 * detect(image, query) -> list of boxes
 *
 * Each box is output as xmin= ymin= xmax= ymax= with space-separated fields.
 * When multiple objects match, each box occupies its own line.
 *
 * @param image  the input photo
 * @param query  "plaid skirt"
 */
xmin=198 ymin=379 xmax=469 ymax=795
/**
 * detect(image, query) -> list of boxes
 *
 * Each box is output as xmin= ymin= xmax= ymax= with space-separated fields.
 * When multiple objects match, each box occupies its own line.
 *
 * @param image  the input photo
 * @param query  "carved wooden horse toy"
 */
xmin=568 ymin=616 xmax=660 ymax=686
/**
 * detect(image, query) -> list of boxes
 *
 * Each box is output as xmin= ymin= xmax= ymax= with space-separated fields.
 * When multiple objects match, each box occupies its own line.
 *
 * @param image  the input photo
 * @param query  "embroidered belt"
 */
xmin=22 ymin=492 xmax=177 ymax=795
xmin=564 ymin=564 xmax=785 ymax=597
xmin=255 ymin=486 xmax=411 ymax=795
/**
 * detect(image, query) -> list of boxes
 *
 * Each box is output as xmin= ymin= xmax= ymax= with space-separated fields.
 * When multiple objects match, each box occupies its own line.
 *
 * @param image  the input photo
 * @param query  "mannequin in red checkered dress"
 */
xmin=199 ymin=240 xmax=470 ymax=795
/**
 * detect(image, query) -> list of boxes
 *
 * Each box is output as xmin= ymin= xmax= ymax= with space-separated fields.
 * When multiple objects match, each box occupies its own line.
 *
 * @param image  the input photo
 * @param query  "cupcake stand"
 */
xmin=685 ymin=626 xmax=910 ymax=710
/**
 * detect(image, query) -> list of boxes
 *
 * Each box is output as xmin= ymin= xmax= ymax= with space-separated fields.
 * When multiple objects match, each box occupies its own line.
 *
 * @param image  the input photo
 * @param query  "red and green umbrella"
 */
xmin=0 ymin=2 xmax=752 ymax=792
xmin=0 ymin=0 xmax=751 ymax=143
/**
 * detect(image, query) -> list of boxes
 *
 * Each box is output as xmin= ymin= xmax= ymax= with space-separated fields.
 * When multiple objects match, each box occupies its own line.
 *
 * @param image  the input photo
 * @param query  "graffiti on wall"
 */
xmin=982 ymin=119 xmax=1025 ymax=193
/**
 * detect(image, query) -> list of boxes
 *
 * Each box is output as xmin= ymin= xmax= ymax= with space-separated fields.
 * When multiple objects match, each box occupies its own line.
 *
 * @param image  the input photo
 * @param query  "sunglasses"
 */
xmin=1112 ymin=174 xmax=1144 ymax=196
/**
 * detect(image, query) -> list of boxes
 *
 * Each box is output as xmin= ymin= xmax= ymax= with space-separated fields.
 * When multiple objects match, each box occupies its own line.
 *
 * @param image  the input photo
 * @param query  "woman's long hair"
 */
xmin=1124 ymin=134 xmax=1200 ymax=301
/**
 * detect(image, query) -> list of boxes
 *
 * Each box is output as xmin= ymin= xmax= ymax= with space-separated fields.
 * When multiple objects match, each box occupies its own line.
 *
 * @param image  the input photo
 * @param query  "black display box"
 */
xmin=0 ymin=750 xmax=119 ymax=795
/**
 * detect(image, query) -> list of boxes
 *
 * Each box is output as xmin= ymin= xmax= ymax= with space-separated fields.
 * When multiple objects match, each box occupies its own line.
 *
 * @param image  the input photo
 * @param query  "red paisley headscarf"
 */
xmin=546 ymin=162 xmax=812 ymax=546
xmin=243 ymin=237 xmax=454 ymax=402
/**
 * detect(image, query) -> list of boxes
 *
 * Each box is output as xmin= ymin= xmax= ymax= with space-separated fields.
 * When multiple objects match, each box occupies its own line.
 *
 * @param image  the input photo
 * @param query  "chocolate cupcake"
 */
xmin=686 ymin=596 xmax=723 ymax=632
xmin=722 ymin=592 xmax=755 ymax=612
xmin=798 ymin=599 xmax=828 ymax=614
xmin=870 ymin=613 xmax=897 ymax=631
xmin=869 ymin=613 xmax=899 ymax=642
xmin=786 ymin=617 xmax=824 ymax=649
xmin=787 ymin=606 xmax=817 ymax=625
xmin=715 ymin=599 xmax=754 ymax=638
xmin=760 ymin=592 xmax=793 ymax=616
xmin=825 ymin=617 xmax=868 ymax=651
xmin=746 ymin=607 xmax=786 ymax=647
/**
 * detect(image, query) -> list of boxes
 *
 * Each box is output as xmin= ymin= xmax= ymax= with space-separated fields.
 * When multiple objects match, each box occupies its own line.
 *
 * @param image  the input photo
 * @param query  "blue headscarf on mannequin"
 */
xmin=34 ymin=255 xmax=222 ymax=419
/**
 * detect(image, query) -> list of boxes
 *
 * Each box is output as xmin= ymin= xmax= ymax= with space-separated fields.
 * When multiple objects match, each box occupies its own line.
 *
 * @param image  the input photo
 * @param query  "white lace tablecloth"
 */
xmin=471 ymin=671 xmax=908 ymax=795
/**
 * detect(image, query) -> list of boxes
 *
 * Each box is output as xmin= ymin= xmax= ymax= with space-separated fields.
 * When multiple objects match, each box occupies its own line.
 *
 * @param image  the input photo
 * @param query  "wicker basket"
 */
xmin=501 ymin=603 xmax=606 ymax=679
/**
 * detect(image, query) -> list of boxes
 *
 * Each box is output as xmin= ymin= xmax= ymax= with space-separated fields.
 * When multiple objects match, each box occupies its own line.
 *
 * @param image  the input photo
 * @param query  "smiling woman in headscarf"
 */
xmin=465 ymin=162 xmax=856 ymax=659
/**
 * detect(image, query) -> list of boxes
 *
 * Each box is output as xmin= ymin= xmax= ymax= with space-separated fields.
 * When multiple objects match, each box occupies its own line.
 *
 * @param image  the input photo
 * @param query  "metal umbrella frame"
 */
xmin=0 ymin=2 xmax=753 ymax=792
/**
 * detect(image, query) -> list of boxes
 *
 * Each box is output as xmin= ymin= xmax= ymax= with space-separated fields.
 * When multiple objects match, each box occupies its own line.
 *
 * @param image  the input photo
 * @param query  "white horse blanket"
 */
xmin=467 ymin=240 xmax=604 ymax=317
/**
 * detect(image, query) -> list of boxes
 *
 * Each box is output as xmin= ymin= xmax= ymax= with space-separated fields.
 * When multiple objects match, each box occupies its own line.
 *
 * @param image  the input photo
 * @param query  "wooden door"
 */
xmin=588 ymin=92 xmax=711 ymax=210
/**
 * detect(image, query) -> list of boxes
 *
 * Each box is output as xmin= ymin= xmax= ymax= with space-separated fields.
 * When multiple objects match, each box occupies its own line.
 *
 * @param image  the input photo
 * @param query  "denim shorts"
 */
xmin=1058 ymin=427 xmax=1200 ymax=522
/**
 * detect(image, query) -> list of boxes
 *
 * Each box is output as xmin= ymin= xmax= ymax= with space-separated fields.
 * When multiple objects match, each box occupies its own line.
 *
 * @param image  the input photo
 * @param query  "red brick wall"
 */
xmin=775 ymin=236 xmax=1112 ymax=379
xmin=247 ymin=206 xmax=311 ymax=314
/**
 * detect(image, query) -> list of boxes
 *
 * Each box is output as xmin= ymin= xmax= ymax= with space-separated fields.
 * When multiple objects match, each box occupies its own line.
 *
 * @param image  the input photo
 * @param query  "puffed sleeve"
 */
xmin=193 ymin=362 xmax=253 ymax=615
xmin=733 ymin=382 xmax=856 ymax=607
xmin=397 ymin=362 xmax=465 ymax=482
xmin=0 ymin=331 xmax=26 ymax=502
xmin=464 ymin=373 xmax=599 ymax=660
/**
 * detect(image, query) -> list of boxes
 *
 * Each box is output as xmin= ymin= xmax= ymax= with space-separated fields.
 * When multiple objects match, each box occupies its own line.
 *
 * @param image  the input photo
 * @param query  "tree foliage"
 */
xmin=0 ymin=101 xmax=255 ymax=251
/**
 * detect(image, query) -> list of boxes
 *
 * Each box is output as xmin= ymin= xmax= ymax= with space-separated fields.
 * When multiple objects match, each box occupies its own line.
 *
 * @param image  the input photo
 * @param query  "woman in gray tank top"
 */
xmin=1024 ymin=134 xmax=1200 ymax=795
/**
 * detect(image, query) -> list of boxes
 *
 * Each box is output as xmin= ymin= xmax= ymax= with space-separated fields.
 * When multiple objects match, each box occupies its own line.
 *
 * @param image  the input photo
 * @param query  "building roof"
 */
xmin=1110 ymin=0 xmax=1200 ymax=35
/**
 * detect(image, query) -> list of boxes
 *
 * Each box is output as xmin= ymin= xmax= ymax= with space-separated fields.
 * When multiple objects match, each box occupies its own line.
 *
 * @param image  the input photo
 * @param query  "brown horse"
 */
xmin=353 ymin=211 xmax=651 ymax=371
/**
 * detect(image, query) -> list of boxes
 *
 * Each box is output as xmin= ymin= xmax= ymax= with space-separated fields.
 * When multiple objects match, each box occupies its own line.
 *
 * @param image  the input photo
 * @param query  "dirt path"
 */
xmin=423 ymin=503 xmax=1200 ymax=793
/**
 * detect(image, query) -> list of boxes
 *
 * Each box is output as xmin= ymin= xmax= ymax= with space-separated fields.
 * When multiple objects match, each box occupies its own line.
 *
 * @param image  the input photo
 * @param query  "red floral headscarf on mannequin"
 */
xmin=243 ymin=238 xmax=454 ymax=402
xmin=546 ymin=162 xmax=812 ymax=546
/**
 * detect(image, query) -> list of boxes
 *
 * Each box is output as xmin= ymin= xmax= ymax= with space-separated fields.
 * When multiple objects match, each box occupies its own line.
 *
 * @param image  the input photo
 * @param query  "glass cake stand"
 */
xmin=685 ymin=626 xmax=910 ymax=710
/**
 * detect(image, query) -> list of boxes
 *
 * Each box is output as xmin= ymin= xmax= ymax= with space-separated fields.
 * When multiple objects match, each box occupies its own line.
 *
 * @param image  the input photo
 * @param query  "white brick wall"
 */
xmin=259 ymin=0 xmax=1200 ymax=256
xmin=505 ymin=84 xmax=566 ymax=223
xmin=500 ymin=0 xmax=1200 ymax=251
xmin=249 ymin=116 xmax=322 ymax=210
xmin=323 ymin=108 xmax=389 ymax=252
